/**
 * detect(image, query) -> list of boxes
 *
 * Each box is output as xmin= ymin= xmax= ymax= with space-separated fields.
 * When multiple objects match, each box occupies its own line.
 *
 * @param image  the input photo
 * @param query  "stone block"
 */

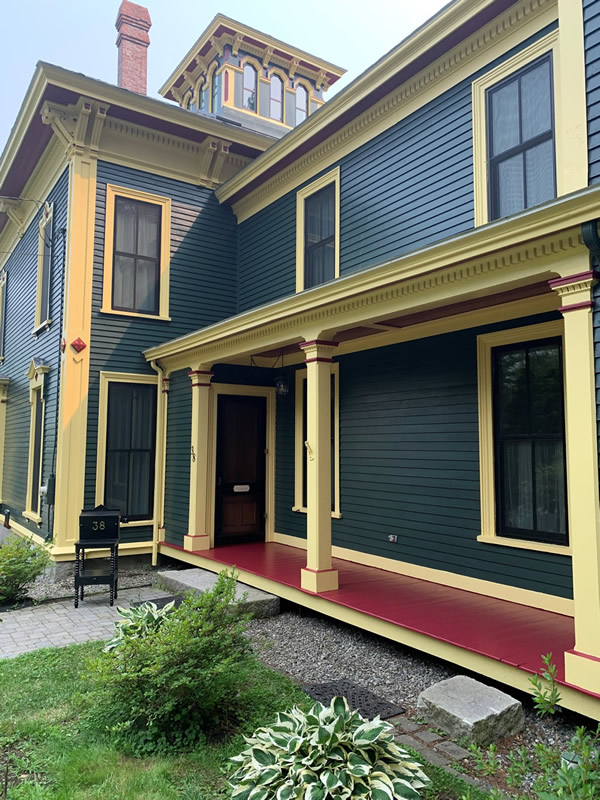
xmin=435 ymin=741 xmax=471 ymax=761
xmin=417 ymin=675 xmax=524 ymax=746
xmin=154 ymin=568 xmax=280 ymax=618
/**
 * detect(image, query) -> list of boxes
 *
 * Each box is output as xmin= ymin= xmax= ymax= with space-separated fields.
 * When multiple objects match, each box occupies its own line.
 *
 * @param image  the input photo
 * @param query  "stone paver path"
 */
xmin=0 ymin=587 xmax=171 ymax=658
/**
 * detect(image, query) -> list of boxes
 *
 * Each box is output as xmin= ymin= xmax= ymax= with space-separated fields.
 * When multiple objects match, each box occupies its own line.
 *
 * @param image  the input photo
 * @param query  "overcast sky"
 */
xmin=0 ymin=0 xmax=450 ymax=154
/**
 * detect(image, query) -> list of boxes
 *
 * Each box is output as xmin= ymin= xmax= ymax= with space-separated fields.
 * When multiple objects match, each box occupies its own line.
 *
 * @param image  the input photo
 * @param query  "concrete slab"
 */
xmin=154 ymin=568 xmax=280 ymax=618
xmin=417 ymin=676 xmax=524 ymax=746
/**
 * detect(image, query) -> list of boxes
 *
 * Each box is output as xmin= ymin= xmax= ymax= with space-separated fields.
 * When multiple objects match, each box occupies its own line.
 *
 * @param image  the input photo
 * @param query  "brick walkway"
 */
xmin=0 ymin=586 xmax=171 ymax=659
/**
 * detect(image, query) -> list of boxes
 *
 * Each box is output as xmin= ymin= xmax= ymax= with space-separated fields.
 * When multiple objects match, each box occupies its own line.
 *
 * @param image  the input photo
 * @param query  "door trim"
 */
xmin=209 ymin=383 xmax=276 ymax=547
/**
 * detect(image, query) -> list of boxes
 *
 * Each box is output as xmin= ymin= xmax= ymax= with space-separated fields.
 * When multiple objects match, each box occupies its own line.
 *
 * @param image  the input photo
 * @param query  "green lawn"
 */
xmin=0 ymin=643 xmax=487 ymax=799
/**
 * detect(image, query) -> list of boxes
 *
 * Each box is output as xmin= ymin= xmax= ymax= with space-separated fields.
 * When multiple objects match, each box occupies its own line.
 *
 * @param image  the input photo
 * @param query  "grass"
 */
xmin=0 ymin=642 xmax=487 ymax=799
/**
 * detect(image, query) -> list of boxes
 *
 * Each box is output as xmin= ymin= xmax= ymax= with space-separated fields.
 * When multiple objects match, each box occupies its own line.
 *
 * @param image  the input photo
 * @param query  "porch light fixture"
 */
xmin=273 ymin=350 xmax=289 ymax=398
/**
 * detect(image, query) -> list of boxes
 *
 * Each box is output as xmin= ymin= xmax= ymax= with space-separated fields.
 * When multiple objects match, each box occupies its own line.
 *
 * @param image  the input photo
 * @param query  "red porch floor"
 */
xmin=161 ymin=541 xmax=595 ymax=703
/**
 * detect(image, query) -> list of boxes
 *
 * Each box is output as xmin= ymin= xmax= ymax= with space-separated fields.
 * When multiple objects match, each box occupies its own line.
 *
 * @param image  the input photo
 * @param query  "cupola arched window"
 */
xmin=243 ymin=63 xmax=258 ymax=112
xmin=296 ymin=84 xmax=308 ymax=124
xmin=270 ymin=74 xmax=283 ymax=121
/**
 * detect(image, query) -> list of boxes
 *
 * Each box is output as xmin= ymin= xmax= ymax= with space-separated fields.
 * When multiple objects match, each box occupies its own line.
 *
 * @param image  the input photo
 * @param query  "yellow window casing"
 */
xmin=33 ymin=201 xmax=53 ymax=334
xmin=295 ymin=166 xmax=340 ymax=293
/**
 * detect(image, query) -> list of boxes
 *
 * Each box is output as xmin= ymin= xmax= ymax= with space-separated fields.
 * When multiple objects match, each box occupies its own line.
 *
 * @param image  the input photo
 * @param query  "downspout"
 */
xmin=150 ymin=359 xmax=168 ymax=566
xmin=581 ymin=220 xmax=600 ymax=262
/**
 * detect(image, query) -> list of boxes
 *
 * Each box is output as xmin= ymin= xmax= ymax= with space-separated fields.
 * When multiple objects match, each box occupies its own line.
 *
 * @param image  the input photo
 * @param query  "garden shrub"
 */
xmin=103 ymin=599 xmax=176 ymax=651
xmin=87 ymin=568 xmax=253 ymax=754
xmin=229 ymin=695 xmax=430 ymax=800
xmin=0 ymin=533 xmax=50 ymax=605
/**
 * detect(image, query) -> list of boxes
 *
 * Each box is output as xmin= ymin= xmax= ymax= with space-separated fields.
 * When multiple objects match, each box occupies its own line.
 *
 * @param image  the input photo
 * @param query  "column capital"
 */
xmin=300 ymin=340 xmax=338 ymax=363
xmin=548 ymin=271 xmax=597 ymax=314
xmin=188 ymin=369 xmax=214 ymax=387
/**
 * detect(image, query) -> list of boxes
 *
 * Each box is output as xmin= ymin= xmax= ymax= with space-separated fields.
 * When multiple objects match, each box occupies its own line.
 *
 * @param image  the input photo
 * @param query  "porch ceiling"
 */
xmin=144 ymin=185 xmax=600 ymax=372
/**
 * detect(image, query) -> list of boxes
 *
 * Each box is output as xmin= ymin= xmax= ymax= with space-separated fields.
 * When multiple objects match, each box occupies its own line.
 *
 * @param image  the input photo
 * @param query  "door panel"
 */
xmin=215 ymin=394 xmax=267 ymax=545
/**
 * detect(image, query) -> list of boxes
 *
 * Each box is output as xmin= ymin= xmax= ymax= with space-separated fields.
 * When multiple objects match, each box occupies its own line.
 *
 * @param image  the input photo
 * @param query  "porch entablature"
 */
xmin=144 ymin=186 xmax=599 ymax=372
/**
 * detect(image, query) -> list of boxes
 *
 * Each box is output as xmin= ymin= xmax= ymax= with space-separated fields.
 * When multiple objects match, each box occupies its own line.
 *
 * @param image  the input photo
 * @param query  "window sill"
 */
xmin=22 ymin=510 xmax=42 ymax=525
xmin=292 ymin=506 xmax=342 ymax=520
xmin=477 ymin=534 xmax=571 ymax=556
xmin=120 ymin=519 xmax=154 ymax=529
xmin=32 ymin=320 xmax=52 ymax=337
xmin=100 ymin=307 xmax=171 ymax=322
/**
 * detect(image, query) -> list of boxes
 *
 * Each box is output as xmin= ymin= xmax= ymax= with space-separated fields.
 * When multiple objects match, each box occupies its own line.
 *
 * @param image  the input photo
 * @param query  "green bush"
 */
xmin=229 ymin=696 xmax=430 ymax=800
xmin=103 ymin=599 xmax=176 ymax=651
xmin=87 ymin=568 xmax=253 ymax=754
xmin=0 ymin=533 xmax=50 ymax=605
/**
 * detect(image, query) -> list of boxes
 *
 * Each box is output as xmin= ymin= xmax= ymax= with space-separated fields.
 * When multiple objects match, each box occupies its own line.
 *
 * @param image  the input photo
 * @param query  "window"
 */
xmin=102 ymin=185 xmax=171 ymax=320
xmin=293 ymin=365 xmax=341 ymax=518
xmin=24 ymin=360 xmax=49 ymax=524
xmin=493 ymin=338 xmax=566 ymax=545
xmin=211 ymin=70 xmax=219 ymax=113
xmin=487 ymin=55 xmax=555 ymax=220
xmin=296 ymin=84 xmax=308 ymax=124
xmin=477 ymin=321 xmax=569 ymax=553
xmin=296 ymin=167 xmax=340 ymax=292
xmin=34 ymin=202 xmax=53 ymax=332
xmin=243 ymin=63 xmax=257 ymax=112
xmin=0 ymin=270 xmax=7 ymax=362
xmin=98 ymin=377 xmax=157 ymax=523
xmin=270 ymin=74 xmax=283 ymax=121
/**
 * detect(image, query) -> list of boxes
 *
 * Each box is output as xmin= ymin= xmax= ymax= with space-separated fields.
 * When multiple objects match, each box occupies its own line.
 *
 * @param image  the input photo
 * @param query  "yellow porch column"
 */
xmin=299 ymin=340 xmax=339 ymax=593
xmin=184 ymin=367 xmax=214 ymax=551
xmin=550 ymin=269 xmax=600 ymax=693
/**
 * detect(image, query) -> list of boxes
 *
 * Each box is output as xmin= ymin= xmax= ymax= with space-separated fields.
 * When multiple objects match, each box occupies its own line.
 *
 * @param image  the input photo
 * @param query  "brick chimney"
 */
xmin=116 ymin=1 xmax=152 ymax=94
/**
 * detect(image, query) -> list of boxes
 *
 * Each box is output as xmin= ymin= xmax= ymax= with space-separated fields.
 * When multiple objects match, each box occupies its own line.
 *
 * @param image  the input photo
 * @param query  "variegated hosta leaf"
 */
xmin=392 ymin=779 xmax=424 ymax=799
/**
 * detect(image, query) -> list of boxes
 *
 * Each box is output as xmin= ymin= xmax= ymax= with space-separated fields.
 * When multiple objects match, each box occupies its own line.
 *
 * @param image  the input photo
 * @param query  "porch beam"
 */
xmin=299 ymin=340 xmax=339 ymax=593
xmin=184 ymin=366 xmax=214 ymax=552
xmin=549 ymin=264 xmax=600 ymax=694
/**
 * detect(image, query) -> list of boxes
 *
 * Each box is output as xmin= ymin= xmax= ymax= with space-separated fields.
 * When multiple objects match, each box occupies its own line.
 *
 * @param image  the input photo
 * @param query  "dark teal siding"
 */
xmin=0 ymin=168 xmax=69 ymax=539
xmin=85 ymin=161 xmax=238 ymax=541
xmin=237 ymin=22 xmax=558 ymax=312
xmin=163 ymin=369 xmax=191 ymax=546
xmin=585 ymin=0 xmax=600 ymax=182
xmin=275 ymin=313 xmax=572 ymax=599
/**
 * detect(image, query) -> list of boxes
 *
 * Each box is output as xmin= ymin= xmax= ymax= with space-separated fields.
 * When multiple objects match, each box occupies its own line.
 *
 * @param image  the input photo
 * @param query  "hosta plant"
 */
xmin=103 ymin=599 xmax=175 ymax=651
xmin=229 ymin=696 xmax=430 ymax=800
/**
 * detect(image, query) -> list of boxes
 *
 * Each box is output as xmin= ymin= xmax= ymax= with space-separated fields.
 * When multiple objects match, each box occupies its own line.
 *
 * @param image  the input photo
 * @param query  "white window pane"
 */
xmin=491 ymin=81 xmax=519 ymax=156
xmin=525 ymin=139 xmax=555 ymax=208
xmin=113 ymin=254 xmax=135 ymax=309
xmin=115 ymin=199 xmax=136 ymax=253
xmin=498 ymin=153 xmax=525 ymax=217
xmin=521 ymin=60 xmax=552 ymax=142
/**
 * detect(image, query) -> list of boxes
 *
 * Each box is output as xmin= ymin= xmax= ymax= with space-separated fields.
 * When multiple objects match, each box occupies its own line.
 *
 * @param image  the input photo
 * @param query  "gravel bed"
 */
xmin=247 ymin=609 xmax=584 ymax=758
xmin=27 ymin=567 xmax=153 ymax=602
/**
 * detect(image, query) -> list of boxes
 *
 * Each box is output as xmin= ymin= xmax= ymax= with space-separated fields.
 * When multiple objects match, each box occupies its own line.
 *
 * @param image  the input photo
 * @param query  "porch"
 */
xmin=159 ymin=540 xmax=600 ymax=719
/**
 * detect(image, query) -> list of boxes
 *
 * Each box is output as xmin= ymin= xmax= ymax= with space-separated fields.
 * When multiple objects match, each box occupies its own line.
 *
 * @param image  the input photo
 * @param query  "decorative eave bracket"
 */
xmin=0 ymin=198 xmax=25 ymax=237
xmin=41 ymin=97 xmax=110 ymax=160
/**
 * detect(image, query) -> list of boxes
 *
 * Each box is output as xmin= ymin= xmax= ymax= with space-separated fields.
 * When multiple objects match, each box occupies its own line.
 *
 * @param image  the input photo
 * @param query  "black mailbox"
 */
xmin=79 ymin=505 xmax=120 ymax=543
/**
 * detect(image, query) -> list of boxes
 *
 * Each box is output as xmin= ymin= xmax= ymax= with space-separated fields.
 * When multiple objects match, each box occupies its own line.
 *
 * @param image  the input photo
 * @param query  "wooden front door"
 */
xmin=214 ymin=394 xmax=267 ymax=545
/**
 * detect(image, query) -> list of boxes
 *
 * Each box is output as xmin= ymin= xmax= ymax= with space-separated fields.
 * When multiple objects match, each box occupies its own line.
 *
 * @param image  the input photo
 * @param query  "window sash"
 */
xmin=243 ymin=64 xmax=257 ymax=112
xmin=39 ymin=225 xmax=52 ymax=324
xmin=492 ymin=337 xmax=568 ymax=545
xmin=112 ymin=197 xmax=161 ymax=315
xmin=487 ymin=54 xmax=556 ymax=221
xmin=270 ymin=75 xmax=283 ymax=121
xmin=296 ymin=85 xmax=308 ymax=124
xmin=29 ymin=389 xmax=43 ymax=516
xmin=105 ymin=382 xmax=157 ymax=521
xmin=304 ymin=184 xmax=336 ymax=289
xmin=0 ymin=271 xmax=7 ymax=360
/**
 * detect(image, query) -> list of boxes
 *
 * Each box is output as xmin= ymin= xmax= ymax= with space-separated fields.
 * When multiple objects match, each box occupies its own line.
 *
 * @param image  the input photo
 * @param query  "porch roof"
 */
xmin=144 ymin=185 xmax=600 ymax=371
xmin=160 ymin=540 xmax=600 ymax=718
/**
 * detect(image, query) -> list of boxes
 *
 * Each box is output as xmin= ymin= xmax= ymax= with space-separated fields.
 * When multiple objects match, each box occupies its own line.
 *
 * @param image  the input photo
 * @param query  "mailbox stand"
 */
xmin=75 ymin=506 xmax=120 ymax=608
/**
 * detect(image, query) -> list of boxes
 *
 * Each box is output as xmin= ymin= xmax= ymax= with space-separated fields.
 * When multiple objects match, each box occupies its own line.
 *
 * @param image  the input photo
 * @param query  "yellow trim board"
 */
xmin=296 ymin=167 xmax=340 ymax=292
xmin=95 ymin=371 xmax=158 ymax=528
xmin=272 ymin=532 xmax=573 ymax=615
xmin=159 ymin=542 xmax=597 ymax=719
xmin=102 ymin=184 xmax=171 ymax=321
xmin=24 ymin=361 xmax=49 ymax=523
xmin=293 ymin=364 xmax=341 ymax=517
xmin=477 ymin=320 xmax=566 ymax=547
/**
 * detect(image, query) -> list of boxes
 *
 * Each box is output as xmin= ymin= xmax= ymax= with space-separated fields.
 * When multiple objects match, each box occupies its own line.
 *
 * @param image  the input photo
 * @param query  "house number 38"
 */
xmin=91 ymin=521 xmax=106 ymax=531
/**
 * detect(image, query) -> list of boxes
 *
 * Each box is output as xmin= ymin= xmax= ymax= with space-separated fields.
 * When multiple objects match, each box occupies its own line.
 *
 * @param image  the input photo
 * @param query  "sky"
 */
xmin=0 ymin=0 xmax=450 ymax=154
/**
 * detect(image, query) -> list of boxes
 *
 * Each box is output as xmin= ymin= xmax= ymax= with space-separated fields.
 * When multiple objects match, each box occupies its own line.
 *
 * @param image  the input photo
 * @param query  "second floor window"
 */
xmin=270 ymin=74 xmax=283 ymax=121
xmin=211 ymin=70 xmax=218 ymax=113
xmin=304 ymin=183 xmax=335 ymax=289
xmin=113 ymin=197 xmax=161 ymax=315
xmin=296 ymin=84 xmax=308 ymax=124
xmin=487 ymin=54 xmax=555 ymax=221
xmin=243 ymin=64 xmax=257 ymax=112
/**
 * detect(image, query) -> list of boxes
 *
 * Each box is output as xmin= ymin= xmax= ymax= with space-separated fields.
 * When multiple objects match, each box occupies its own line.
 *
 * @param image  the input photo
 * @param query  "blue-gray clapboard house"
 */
xmin=1 ymin=0 xmax=600 ymax=716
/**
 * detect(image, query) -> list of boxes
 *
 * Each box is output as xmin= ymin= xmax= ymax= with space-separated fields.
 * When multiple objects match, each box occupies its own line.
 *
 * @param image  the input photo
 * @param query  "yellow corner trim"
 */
xmin=296 ymin=166 xmax=340 ymax=293
xmin=102 ymin=184 xmax=171 ymax=320
xmin=477 ymin=320 xmax=565 ymax=545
